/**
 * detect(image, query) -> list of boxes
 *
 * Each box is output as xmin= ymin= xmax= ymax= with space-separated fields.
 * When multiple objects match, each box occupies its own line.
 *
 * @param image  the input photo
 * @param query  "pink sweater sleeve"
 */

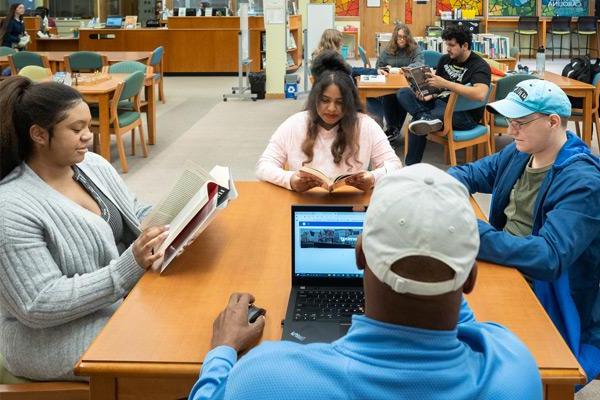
xmin=361 ymin=115 xmax=403 ymax=181
xmin=255 ymin=116 xmax=297 ymax=190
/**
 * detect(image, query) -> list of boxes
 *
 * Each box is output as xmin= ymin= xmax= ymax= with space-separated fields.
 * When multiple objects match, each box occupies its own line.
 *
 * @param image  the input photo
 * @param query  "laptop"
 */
xmin=282 ymin=205 xmax=366 ymax=344
xmin=105 ymin=16 xmax=123 ymax=29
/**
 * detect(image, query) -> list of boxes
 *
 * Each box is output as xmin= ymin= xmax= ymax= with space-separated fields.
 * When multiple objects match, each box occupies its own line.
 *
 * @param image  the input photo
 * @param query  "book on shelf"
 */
xmin=287 ymin=53 xmax=295 ymax=67
xmin=402 ymin=66 xmax=442 ymax=97
xmin=287 ymin=29 xmax=297 ymax=50
xmin=140 ymin=161 xmax=238 ymax=273
xmin=299 ymin=166 xmax=361 ymax=192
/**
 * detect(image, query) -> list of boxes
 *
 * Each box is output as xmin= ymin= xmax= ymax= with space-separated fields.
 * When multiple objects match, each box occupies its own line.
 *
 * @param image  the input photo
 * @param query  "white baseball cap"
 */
xmin=363 ymin=164 xmax=480 ymax=296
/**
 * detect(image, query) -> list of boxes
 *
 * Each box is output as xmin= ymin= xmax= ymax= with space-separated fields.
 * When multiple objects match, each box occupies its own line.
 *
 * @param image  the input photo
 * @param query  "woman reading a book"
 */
xmin=375 ymin=23 xmax=424 ymax=141
xmin=0 ymin=77 xmax=168 ymax=381
xmin=256 ymin=51 xmax=402 ymax=192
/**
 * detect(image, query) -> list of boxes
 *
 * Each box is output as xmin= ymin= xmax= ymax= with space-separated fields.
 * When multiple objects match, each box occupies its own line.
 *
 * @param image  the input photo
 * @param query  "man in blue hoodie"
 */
xmin=188 ymin=165 xmax=542 ymax=400
xmin=449 ymin=79 xmax=600 ymax=385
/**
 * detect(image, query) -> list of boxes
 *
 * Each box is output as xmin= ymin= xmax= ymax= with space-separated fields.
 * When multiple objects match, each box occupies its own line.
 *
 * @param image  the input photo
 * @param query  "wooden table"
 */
xmin=74 ymin=72 xmax=157 ymax=161
xmin=35 ymin=37 xmax=80 ymax=52
xmin=75 ymin=182 xmax=585 ymax=400
xmin=358 ymin=71 xmax=596 ymax=148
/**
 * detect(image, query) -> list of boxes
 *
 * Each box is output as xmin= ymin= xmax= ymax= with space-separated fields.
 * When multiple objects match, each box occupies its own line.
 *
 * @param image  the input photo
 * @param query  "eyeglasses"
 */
xmin=505 ymin=115 xmax=547 ymax=130
xmin=397 ymin=35 xmax=408 ymax=40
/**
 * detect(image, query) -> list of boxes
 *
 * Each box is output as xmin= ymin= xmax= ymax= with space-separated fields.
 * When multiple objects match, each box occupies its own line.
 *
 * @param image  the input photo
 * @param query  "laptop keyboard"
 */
xmin=294 ymin=288 xmax=364 ymax=322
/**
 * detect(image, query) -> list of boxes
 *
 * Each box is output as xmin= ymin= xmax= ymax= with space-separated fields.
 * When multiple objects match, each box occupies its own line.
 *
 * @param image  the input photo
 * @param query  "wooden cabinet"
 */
xmin=77 ymin=15 xmax=301 ymax=74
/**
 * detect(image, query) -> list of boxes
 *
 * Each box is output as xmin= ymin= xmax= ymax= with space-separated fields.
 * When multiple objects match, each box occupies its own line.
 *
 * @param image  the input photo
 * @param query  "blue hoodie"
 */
xmin=449 ymin=132 xmax=600 ymax=384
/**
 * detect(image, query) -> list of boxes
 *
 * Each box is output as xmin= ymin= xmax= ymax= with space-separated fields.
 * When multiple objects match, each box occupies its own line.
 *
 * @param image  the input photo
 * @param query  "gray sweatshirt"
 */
xmin=376 ymin=46 xmax=424 ymax=69
xmin=0 ymin=152 xmax=151 ymax=381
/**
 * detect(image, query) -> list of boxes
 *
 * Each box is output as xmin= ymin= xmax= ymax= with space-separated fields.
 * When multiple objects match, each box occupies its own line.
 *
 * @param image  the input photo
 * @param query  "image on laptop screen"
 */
xmin=106 ymin=16 xmax=123 ymax=28
xmin=293 ymin=208 xmax=365 ymax=279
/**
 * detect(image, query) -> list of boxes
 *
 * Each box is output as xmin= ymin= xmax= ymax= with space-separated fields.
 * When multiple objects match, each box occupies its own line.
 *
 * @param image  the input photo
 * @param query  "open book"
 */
xmin=299 ymin=166 xmax=360 ymax=192
xmin=141 ymin=161 xmax=238 ymax=273
xmin=401 ymin=66 xmax=442 ymax=97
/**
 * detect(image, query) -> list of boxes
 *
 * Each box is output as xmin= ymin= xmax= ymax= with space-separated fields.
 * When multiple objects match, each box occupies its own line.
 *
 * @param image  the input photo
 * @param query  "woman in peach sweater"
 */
xmin=256 ymin=52 xmax=402 ymax=192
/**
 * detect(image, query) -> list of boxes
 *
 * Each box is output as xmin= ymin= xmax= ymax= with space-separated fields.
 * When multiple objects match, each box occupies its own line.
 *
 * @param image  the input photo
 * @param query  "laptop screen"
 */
xmin=292 ymin=206 xmax=365 ymax=280
xmin=106 ymin=16 xmax=123 ymax=27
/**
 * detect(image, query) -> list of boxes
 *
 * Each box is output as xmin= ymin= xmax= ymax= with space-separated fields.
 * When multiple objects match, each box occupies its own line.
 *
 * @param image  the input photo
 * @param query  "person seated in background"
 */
xmin=0 ymin=77 xmax=168 ymax=381
xmin=396 ymin=25 xmax=490 ymax=165
xmin=0 ymin=3 xmax=26 ymax=49
xmin=256 ymin=51 xmax=401 ymax=192
xmin=449 ymin=79 xmax=600 ymax=385
xmin=189 ymin=164 xmax=543 ymax=400
xmin=373 ymin=23 xmax=423 ymax=142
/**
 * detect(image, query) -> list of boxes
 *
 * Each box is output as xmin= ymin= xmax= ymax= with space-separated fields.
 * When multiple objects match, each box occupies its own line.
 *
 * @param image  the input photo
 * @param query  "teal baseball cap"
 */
xmin=486 ymin=79 xmax=572 ymax=119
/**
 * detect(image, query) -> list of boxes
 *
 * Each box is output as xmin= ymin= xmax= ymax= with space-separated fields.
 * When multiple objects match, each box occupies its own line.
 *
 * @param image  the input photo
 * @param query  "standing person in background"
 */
xmin=0 ymin=77 xmax=168 ymax=381
xmin=0 ymin=3 xmax=27 ymax=49
xmin=374 ymin=23 xmax=424 ymax=143
xmin=258 ymin=51 xmax=402 ymax=192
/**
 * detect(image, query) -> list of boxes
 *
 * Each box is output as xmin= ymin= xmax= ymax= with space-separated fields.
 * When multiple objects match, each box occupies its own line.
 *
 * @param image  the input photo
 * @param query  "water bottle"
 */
xmin=536 ymin=46 xmax=545 ymax=75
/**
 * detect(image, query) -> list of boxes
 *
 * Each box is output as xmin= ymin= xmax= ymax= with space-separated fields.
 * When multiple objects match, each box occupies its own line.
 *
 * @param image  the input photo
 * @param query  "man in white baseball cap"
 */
xmin=449 ymin=78 xmax=600 ymax=384
xmin=188 ymin=164 xmax=542 ymax=400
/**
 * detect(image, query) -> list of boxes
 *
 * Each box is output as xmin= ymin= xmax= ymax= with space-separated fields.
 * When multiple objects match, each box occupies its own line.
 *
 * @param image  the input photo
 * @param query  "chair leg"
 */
xmin=465 ymin=146 xmax=473 ymax=163
xmin=131 ymin=128 xmax=136 ymax=156
xmin=490 ymin=132 xmax=496 ymax=153
xmin=448 ymin=147 xmax=457 ymax=166
xmin=403 ymin=126 xmax=409 ymax=158
xmin=551 ymin=34 xmax=555 ymax=61
xmin=594 ymin=112 xmax=600 ymax=152
xmin=485 ymin=137 xmax=492 ymax=157
xmin=529 ymin=34 xmax=533 ymax=58
xmin=575 ymin=121 xmax=581 ymax=138
xmin=138 ymin=123 xmax=148 ymax=157
xmin=158 ymin=79 xmax=165 ymax=104
xmin=116 ymin=132 xmax=128 ymax=173
xmin=93 ymin=132 xmax=99 ymax=154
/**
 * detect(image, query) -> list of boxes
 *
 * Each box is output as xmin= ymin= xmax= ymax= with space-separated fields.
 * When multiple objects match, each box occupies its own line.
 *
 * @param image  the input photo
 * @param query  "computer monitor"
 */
xmin=105 ymin=15 xmax=123 ymax=28
xmin=185 ymin=8 xmax=197 ymax=16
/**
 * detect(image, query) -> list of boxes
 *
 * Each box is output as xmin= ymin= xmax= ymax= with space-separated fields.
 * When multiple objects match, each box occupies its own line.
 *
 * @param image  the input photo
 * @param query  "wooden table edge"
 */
xmin=75 ymin=361 xmax=201 ymax=378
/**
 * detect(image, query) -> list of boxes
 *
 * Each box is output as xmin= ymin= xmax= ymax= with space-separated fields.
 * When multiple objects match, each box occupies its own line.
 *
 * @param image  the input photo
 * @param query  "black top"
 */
xmin=1 ymin=18 xmax=24 ymax=48
xmin=435 ymin=51 xmax=491 ymax=122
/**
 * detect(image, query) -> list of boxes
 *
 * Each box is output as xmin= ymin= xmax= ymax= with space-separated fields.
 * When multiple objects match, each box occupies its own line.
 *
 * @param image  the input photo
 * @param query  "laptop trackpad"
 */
xmin=339 ymin=323 xmax=351 ymax=336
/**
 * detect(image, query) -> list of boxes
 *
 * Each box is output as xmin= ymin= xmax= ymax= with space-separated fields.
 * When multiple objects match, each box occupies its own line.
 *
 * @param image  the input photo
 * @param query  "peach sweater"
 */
xmin=256 ymin=111 xmax=402 ymax=190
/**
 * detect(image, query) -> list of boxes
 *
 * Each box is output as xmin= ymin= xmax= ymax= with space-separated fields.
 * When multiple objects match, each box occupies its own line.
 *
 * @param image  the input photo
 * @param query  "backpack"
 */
xmin=562 ymin=56 xmax=592 ymax=83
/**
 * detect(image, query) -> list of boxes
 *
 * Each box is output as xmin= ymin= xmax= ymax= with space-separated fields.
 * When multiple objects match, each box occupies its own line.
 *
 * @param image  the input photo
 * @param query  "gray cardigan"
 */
xmin=0 ymin=152 xmax=151 ymax=381
xmin=376 ymin=46 xmax=423 ymax=69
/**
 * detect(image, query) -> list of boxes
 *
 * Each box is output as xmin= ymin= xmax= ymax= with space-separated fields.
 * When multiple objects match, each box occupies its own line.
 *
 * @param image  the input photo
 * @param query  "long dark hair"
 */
xmin=0 ymin=3 xmax=24 ymax=46
xmin=0 ymin=77 xmax=83 ymax=179
xmin=304 ymin=51 xmax=363 ymax=168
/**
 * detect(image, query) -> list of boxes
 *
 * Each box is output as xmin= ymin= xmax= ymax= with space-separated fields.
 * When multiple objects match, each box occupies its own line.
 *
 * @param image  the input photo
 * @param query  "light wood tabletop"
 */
xmin=0 ymin=51 xmax=152 ymax=70
xmin=75 ymin=181 xmax=584 ymax=400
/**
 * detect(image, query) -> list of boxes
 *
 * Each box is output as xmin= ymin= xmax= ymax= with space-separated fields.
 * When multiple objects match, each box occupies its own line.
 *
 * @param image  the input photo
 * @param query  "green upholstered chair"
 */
xmin=422 ymin=50 xmax=442 ymax=69
xmin=489 ymin=74 xmax=540 ymax=152
xmin=513 ymin=16 xmax=539 ymax=58
xmin=8 ymin=51 xmax=50 ymax=75
xmin=358 ymin=45 xmax=371 ymax=69
xmin=91 ymin=71 xmax=148 ymax=173
xmin=0 ymin=46 xmax=16 ymax=56
xmin=64 ymin=51 xmax=106 ymax=73
xmin=547 ymin=16 xmax=572 ymax=61
xmin=147 ymin=46 xmax=165 ymax=103
xmin=404 ymin=85 xmax=494 ymax=166
xmin=17 ymin=65 xmax=52 ymax=81
xmin=572 ymin=16 xmax=598 ymax=58
xmin=105 ymin=60 xmax=147 ymax=74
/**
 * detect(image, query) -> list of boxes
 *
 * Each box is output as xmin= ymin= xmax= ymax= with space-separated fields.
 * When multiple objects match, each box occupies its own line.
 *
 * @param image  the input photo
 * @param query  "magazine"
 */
xmin=141 ymin=161 xmax=238 ymax=273
xmin=299 ymin=166 xmax=361 ymax=192
xmin=401 ymin=66 xmax=442 ymax=97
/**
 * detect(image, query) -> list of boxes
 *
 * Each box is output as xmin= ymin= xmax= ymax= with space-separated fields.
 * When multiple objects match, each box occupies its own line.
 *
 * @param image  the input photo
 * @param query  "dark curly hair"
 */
xmin=310 ymin=50 xmax=352 ymax=81
xmin=441 ymin=25 xmax=472 ymax=50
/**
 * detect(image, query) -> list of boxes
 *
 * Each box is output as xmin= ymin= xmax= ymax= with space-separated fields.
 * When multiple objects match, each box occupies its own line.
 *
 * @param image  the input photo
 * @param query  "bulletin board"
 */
xmin=435 ymin=0 xmax=484 ymax=15
xmin=312 ymin=0 xmax=360 ymax=17
xmin=488 ymin=0 xmax=536 ymax=15
xmin=541 ymin=0 xmax=589 ymax=16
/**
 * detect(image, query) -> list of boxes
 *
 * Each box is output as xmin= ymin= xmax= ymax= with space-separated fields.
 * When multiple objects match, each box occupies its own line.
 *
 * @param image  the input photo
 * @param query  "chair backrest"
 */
xmin=577 ymin=16 xmax=598 ymax=32
xmin=149 ymin=46 xmax=164 ymax=67
xmin=422 ymin=50 xmax=442 ymax=68
xmin=453 ymin=84 xmax=494 ymax=113
xmin=495 ymin=74 xmax=540 ymax=101
xmin=66 ymin=51 xmax=105 ymax=72
xmin=550 ymin=16 xmax=571 ymax=32
xmin=118 ymin=70 xmax=145 ymax=102
xmin=17 ymin=65 xmax=52 ymax=81
xmin=0 ymin=46 xmax=16 ymax=56
xmin=9 ymin=51 xmax=47 ymax=72
xmin=358 ymin=45 xmax=370 ymax=68
xmin=518 ymin=16 xmax=539 ymax=31
xmin=108 ymin=60 xmax=147 ymax=74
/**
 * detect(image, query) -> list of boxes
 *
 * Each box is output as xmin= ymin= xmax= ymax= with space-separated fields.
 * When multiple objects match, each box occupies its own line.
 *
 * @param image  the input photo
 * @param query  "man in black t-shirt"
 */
xmin=396 ymin=26 xmax=491 ymax=165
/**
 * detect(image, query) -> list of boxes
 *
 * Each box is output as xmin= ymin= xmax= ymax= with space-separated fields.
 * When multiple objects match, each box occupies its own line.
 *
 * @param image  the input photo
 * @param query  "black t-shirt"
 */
xmin=435 ymin=52 xmax=491 ymax=122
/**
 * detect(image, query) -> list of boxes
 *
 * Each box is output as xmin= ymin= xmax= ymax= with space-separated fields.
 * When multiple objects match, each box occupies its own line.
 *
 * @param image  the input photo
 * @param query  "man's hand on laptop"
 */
xmin=211 ymin=293 xmax=266 ymax=353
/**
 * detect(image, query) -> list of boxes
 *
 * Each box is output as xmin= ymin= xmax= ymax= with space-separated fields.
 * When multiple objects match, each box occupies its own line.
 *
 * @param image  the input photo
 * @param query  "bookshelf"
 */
xmin=258 ymin=15 xmax=302 ymax=72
